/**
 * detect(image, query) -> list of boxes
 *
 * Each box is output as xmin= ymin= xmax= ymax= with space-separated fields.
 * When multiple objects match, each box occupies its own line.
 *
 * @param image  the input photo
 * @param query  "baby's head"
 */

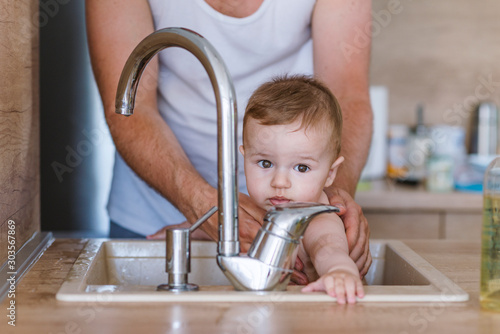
xmin=241 ymin=75 xmax=344 ymax=209
xmin=243 ymin=75 xmax=342 ymax=159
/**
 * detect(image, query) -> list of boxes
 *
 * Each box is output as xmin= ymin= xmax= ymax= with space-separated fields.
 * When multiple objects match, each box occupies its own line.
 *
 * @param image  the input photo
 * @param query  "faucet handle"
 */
xmin=270 ymin=202 xmax=340 ymax=212
xmin=264 ymin=202 xmax=340 ymax=240
xmin=189 ymin=206 xmax=218 ymax=232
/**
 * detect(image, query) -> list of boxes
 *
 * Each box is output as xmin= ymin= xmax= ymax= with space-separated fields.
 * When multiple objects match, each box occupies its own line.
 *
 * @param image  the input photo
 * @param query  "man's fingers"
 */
xmin=360 ymin=251 xmax=372 ymax=278
xmin=238 ymin=219 xmax=262 ymax=253
xmin=146 ymin=221 xmax=192 ymax=240
xmin=146 ymin=230 xmax=166 ymax=240
xmin=345 ymin=226 xmax=361 ymax=257
xmin=331 ymin=190 xmax=361 ymax=254
xmin=290 ymin=257 xmax=309 ymax=285
xmin=354 ymin=229 xmax=370 ymax=274
xmin=330 ymin=202 xmax=347 ymax=216
xmin=325 ymin=187 xmax=347 ymax=213
xmin=350 ymin=223 xmax=368 ymax=268
xmin=354 ymin=248 xmax=368 ymax=272
xmin=346 ymin=231 xmax=365 ymax=262
xmin=290 ymin=269 xmax=309 ymax=285
xmin=239 ymin=193 xmax=266 ymax=223
xmin=237 ymin=193 xmax=266 ymax=252
xmin=294 ymin=256 xmax=304 ymax=271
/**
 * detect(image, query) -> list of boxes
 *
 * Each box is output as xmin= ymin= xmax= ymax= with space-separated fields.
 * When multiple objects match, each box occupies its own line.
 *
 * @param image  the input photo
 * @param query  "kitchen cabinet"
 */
xmin=356 ymin=179 xmax=482 ymax=241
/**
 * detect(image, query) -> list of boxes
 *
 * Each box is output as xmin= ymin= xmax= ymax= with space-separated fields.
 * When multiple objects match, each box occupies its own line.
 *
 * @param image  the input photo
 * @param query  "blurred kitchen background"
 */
xmin=39 ymin=0 xmax=500 ymax=237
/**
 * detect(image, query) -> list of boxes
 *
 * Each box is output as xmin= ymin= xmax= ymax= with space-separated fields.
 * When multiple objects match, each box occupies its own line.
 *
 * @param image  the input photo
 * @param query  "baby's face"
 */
xmin=241 ymin=118 xmax=341 ymax=211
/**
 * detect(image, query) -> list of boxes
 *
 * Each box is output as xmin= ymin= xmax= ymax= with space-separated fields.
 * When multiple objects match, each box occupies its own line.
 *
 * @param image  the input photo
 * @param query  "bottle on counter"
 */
xmin=387 ymin=124 xmax=410 ymax=180
xmin=426 ymin=154 xmax=454 ymax=192
xmin=425 ymin=125 xmax=466 ymax=193
xmin=406 ymin=104 xmax=431 ymax=184
xmin=480 ymin=157 xmax=500 ymax=311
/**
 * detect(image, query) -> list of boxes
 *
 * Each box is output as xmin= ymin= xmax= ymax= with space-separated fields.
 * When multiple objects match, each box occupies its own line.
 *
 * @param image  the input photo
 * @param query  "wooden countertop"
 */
xmin=356 ymin=179 xmax=482 ymax=212
xmin=1 ymin=238 xmax=500 ymax=334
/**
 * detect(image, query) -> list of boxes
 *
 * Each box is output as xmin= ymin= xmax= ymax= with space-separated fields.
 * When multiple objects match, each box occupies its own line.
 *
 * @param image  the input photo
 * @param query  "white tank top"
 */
xmin=108 ymin=0 xmax=316 ymax=235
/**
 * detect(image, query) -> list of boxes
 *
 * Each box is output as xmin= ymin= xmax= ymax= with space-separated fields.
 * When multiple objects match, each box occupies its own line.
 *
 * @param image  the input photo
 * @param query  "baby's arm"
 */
xmin=299 ymin=211 xmax=364 ymax=304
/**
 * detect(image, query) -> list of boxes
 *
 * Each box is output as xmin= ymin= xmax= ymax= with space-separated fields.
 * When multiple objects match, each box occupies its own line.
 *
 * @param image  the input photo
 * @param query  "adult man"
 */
xmin=86 ymin=0 xmax=373 ymax=276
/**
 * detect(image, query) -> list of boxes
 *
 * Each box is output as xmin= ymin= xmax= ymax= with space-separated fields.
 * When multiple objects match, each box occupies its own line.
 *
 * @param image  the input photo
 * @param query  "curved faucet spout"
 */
xmin=115 ymin=27 xmax=239 ymax=256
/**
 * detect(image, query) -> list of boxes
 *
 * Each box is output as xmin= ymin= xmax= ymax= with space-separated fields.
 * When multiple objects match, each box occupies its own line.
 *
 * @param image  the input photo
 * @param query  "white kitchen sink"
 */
xmin=56 ymin=239 xmax=468 ymax=303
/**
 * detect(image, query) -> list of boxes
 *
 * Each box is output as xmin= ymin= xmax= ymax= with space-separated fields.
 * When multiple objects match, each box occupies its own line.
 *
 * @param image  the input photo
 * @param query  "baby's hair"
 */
xmin=244 ymin=75 xmax=343 ymax=156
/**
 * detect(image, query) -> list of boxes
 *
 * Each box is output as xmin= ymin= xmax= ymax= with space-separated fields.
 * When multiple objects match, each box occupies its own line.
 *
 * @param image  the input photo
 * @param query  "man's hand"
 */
xmin=325 ymin=187 xmax=371 ymax=277
xmin=146 ymin=222 xmax=212 ymax=240
xmin=289 ymin=256 xmax=310 ymax=285
xmin=235 ymin=193 xmax=266 ymax=252
xmin=147 ymin=193 xmax=265 ymax=253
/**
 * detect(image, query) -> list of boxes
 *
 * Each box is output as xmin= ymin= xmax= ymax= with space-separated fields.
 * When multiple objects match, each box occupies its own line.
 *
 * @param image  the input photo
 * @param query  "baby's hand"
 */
xmin=301 ymin=270 xmax=364 ymax=304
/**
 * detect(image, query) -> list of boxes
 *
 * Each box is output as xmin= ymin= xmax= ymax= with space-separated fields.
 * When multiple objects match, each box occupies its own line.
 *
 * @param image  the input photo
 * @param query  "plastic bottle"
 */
xmin=480 ymin=157 xmax=500 ymax=311
xmin=406 ymin=104 xmax=430 ymax=184
xmin=387 ymin=124 xmax=409 ymax=180
xmin=426 ymin=155 xmax=454 ymax=192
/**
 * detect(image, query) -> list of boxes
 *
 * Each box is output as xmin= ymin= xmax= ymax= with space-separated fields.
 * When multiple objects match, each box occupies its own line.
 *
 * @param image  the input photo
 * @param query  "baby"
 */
xmin=240 ymin=75 xmax=365 ymax=304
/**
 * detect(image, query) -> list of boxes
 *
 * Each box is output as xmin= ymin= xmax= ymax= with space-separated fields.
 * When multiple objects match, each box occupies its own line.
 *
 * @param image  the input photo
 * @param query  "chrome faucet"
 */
xmin=219 ymin=202 xmax=339 ymax=291
xmin=115 ymin=27 xmax=340 ymax=291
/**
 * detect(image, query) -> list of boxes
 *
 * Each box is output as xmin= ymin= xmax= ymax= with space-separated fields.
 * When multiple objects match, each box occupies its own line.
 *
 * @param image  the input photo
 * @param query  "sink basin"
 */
xmin=56 ymin=239 xmax=468 ymax=303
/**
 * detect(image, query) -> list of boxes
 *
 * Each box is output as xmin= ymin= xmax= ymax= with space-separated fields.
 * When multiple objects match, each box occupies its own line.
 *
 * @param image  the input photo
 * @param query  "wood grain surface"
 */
xmin=1 ymin=239 xmax=499 ymax=334
xmin=0 ymin=0 xmax=40 ymax=265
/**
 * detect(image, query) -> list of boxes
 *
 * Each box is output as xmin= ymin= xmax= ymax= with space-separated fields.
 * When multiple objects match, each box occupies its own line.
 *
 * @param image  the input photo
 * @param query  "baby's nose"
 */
xmin=271 ymin=170 xmax=291 ymax=189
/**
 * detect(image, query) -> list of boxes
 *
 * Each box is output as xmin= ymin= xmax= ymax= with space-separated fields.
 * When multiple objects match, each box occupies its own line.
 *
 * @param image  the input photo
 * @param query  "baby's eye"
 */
xmin=294 ymin=164 xmax=310 ymax=173
xmin=257 ymin=160 xmax=273 ymax=169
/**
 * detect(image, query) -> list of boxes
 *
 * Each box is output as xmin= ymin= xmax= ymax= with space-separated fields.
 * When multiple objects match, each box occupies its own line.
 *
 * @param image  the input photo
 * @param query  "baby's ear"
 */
xmin=324 ymin=156 xmax=344 ymax=188
xmin=239 ymin=145 xmax=245 ymax=156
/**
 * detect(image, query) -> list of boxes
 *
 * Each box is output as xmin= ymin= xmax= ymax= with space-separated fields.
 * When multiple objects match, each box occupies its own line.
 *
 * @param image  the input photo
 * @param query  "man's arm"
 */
xmin=312 ymin=0 xmax=373 ymax=275
xmin=85 ymin=0 xmax=263 ymax=248
xmin=312 ymin=0 xmax=373 ymax=195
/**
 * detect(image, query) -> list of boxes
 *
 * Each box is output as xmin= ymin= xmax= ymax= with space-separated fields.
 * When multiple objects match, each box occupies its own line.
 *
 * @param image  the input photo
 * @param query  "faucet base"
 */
xmin=157 ymin=283 xmax=199 ymax=292
xmin=217 ymin=255 xmax=292 ymax=291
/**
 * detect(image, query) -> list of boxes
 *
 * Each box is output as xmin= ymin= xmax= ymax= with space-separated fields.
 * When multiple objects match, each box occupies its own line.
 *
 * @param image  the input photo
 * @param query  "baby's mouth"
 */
xmin=269 ymin=197 xmax=291 ymax=206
